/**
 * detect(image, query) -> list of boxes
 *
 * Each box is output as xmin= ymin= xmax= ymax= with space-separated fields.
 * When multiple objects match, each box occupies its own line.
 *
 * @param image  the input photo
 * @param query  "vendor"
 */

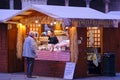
xmin=47 ymin=30 xmax=59 ymax=45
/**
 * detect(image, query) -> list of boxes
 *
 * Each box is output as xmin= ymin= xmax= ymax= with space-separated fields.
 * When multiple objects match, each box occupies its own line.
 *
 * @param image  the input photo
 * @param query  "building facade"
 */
xmin=109 ymin=0 xmax=120 ymax=11
xmin=0 ymin=0 xmax=120 ymax=12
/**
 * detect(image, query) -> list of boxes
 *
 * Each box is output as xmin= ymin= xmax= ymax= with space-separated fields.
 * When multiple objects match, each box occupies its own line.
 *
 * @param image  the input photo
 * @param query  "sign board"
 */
xmin=64 ymin=62 xmax=76 ymax=79
xmin=77 ymin=19 xmax=114 ymax=27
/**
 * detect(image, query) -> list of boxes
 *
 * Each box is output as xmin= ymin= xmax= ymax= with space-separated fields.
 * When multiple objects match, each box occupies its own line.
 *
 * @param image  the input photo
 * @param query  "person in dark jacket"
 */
xmin=47 ymin=30 xmax=58 ymax=44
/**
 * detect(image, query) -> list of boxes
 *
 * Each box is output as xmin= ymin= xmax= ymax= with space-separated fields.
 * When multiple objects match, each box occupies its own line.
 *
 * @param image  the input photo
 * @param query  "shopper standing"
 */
xmin=22 ymin=31 xmax=37 ymax=78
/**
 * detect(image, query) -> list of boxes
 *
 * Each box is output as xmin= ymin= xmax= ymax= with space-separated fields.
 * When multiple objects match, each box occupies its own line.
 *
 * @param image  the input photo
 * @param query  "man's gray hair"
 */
xmin=29 ymin=31 xmax=35 ymax=37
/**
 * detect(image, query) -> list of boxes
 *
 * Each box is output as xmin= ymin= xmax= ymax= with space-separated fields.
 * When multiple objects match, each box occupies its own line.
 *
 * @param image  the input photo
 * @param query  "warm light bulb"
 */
xmin=54 ymin=22 xmax=57 ymax=24
xmin=50 ymin=23 xmax=53 ymax=25
xmin=38 ymin=24 xmax=41 ymax=26
xmin=19 ymin=23 xmax=22 ymax=26
xmin=35 ymin=20 xmax=39 ymax=23
xmin=65 ymin=27 xmax=68 ymax=29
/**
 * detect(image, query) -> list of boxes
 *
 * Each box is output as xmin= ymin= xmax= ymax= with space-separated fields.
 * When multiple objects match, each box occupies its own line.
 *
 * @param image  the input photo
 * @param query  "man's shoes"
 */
xmin=27 ymin=75 xmax=36 ymax=78
xmin=27 ymin=75 xmax=31 ymax=78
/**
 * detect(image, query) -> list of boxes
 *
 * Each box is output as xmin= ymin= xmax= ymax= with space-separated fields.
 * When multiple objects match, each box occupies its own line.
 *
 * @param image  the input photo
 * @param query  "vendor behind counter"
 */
xmin=38 ymin=30 xmax=70 ymax=51
xmin=47 ymin=30 xmax=59 ymax=45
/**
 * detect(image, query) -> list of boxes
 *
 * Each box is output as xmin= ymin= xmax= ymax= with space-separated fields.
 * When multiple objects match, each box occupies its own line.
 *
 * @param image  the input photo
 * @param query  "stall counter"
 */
xmin=33 ymin=50 xmax=70 ymax=77
xmin=36 ymin=50 xmax=70 ymax=61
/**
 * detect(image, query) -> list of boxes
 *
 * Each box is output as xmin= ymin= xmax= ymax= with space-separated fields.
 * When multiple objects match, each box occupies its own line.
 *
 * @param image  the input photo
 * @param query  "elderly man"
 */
xmin=22 ymin=31 xmax=37 ymax=78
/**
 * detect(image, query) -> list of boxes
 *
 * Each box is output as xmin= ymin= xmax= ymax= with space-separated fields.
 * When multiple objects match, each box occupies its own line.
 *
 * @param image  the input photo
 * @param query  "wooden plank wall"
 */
xmin=74 ymin=27 xmax=87 ymax=78
xmin=8 ymin=24 xmax=24 ymax=72
xmin=102 ymin=27 xmax=119 ymax=72
xmin=102 ymin=28 xmax=117 ymax=53
xmin=116 ymin=24 xmax=120 ymax=72
xmin=0 ymin=23 xmax=8 ymax=72
xmin=33 ymin=60 xmax=66 ymax=77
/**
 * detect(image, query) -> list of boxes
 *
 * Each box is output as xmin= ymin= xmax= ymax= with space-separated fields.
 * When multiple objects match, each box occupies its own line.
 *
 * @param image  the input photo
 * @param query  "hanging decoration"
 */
xmin=62 ymin=18 xmax=72 ymax=27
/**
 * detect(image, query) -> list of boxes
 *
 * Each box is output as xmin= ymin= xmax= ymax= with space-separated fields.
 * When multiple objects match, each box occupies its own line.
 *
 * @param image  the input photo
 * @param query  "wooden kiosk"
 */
xmin=1 ymin=5 xmax=120 ymax=79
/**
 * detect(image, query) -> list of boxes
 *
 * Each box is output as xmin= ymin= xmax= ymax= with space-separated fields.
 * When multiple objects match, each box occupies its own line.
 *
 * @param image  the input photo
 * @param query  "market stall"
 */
xmin=3 ymin=5 xmax=120 ymax=78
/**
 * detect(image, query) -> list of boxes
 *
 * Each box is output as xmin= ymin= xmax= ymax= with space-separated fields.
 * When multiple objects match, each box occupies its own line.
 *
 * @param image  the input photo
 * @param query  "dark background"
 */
xmin=0 ymin=0 xmax=118 ymax=12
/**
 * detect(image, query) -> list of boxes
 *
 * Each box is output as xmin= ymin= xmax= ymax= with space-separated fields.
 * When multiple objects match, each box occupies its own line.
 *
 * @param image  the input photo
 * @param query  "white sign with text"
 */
xmin=64 ymin=62 xmax=76 ymax=79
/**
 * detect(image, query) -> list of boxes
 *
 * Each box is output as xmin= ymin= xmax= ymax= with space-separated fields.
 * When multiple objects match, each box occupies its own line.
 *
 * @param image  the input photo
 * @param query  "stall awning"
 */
xmin=29 ymin=5 xmax=120 ymax=19
xmin=3 ymin=5 xmax=120 ymax=22
xmin=0 ymin=9 xmax=20 ymax=23
xmin=107 ymin=11 xmax=120 ymax=16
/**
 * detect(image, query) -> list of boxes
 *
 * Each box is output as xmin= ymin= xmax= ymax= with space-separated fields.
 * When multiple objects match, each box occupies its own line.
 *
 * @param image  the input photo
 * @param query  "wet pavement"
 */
xmin=0 ymin=72 xmax=120 ymax=80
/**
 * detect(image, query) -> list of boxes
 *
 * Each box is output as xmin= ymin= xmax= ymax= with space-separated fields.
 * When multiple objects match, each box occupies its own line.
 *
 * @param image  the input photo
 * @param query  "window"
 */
xmin=87 ymin=27 xmax=101 ymax=48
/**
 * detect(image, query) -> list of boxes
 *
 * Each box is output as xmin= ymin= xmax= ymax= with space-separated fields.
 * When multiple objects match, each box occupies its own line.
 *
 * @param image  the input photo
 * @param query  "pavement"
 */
xmin=0 ymin=72 xmax=120 ymax=80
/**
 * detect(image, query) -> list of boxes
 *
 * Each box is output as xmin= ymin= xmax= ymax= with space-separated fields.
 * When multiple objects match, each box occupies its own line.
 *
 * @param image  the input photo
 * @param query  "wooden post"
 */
xmin=84 ymin=0 xmax=92 ymax=8
xmin=65 ymin=0 xmax=69 ymax=6
xmin=104 ymin=0 xmax=110 ymax=13
xmin=21 ymin=0 xmax=47 ymax=9
xmin=10 ymin=0 xmax=14 ymax=9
